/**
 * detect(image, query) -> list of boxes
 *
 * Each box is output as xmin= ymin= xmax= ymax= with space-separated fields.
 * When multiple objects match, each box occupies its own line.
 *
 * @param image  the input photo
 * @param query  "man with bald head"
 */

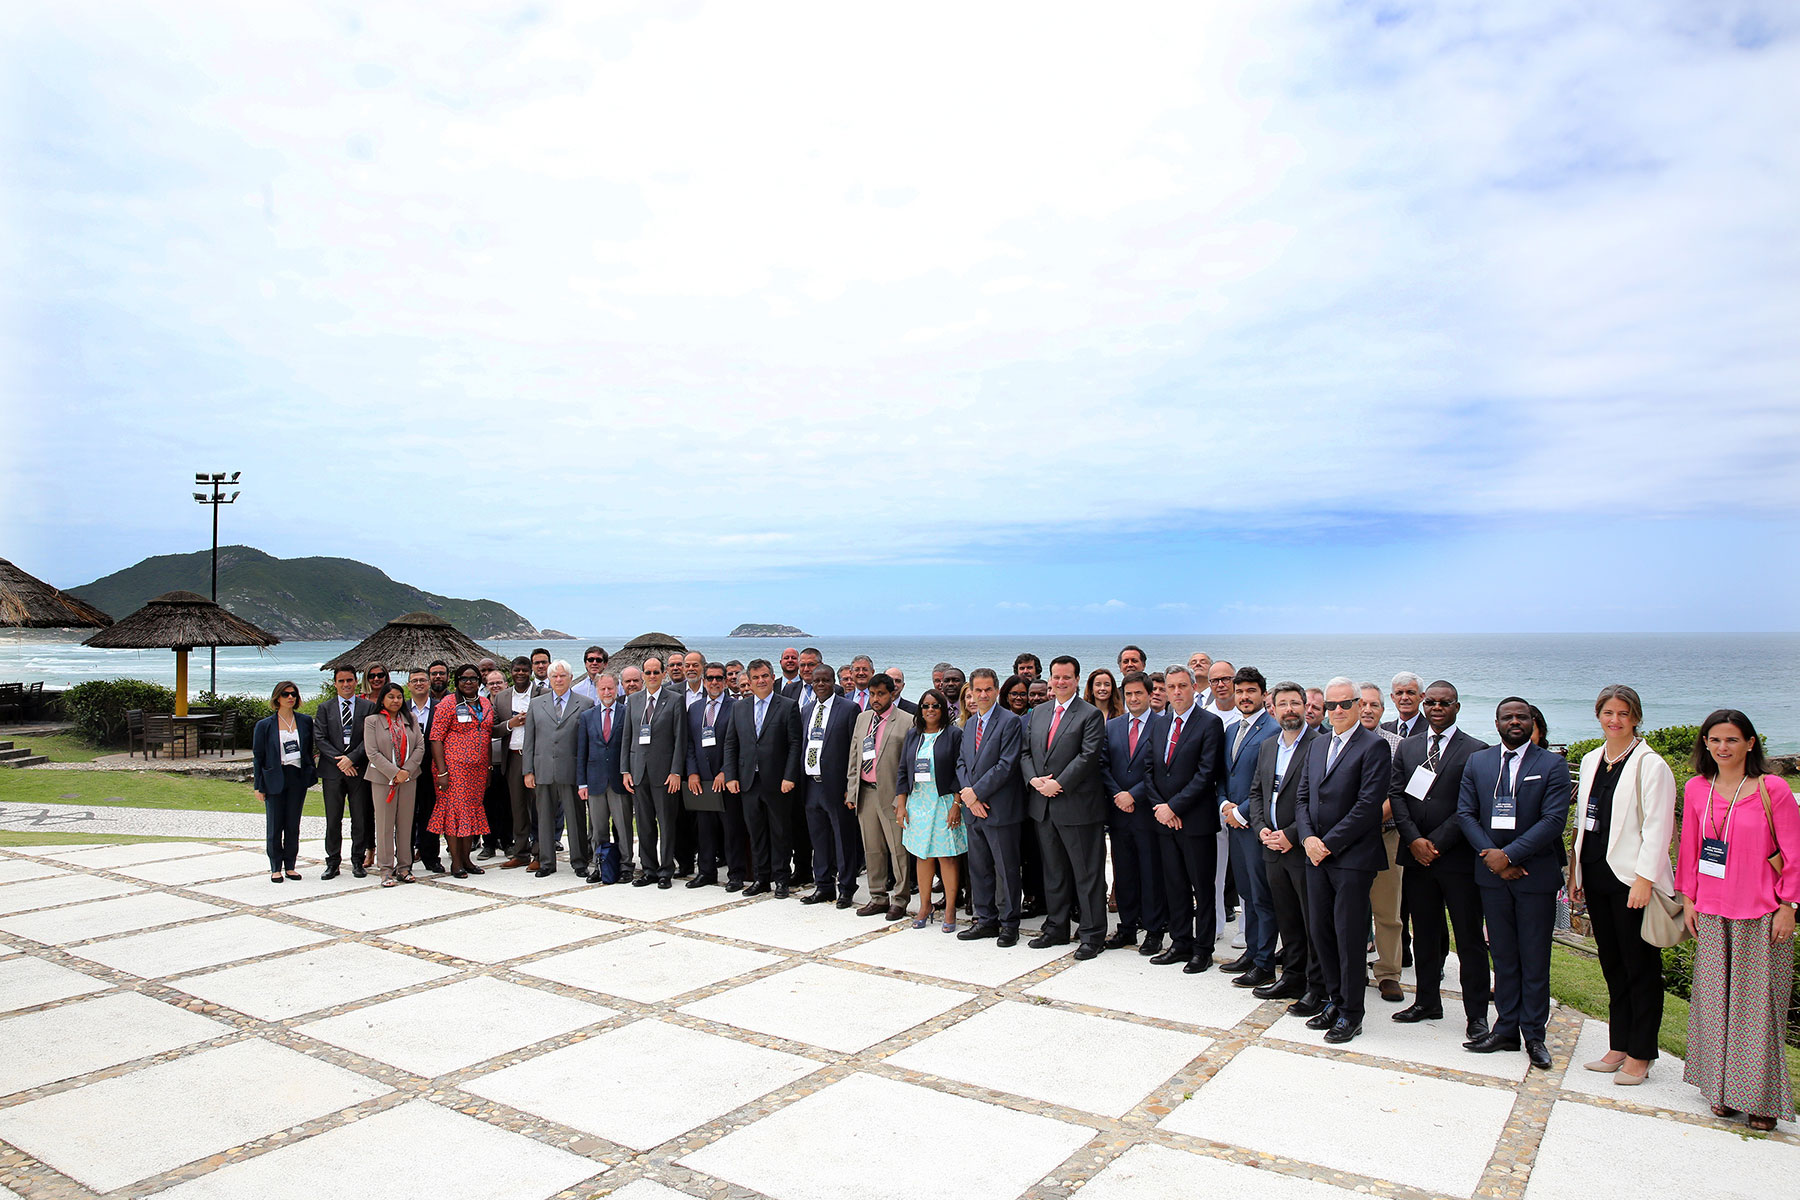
xmin=888 ymin=666 xmax=916 ymax=715
xmin=778 ymin=647 xmax=805 ymax=698
xmin=622 ymin=656 xmax=689 ymax=887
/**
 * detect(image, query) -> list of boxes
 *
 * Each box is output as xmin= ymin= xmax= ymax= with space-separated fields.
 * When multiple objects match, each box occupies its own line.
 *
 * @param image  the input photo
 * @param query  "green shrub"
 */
xmin=193 ymin=692 xmax=275 ymax=748
xmin=61 ymin=679 xmax=178 ymax=746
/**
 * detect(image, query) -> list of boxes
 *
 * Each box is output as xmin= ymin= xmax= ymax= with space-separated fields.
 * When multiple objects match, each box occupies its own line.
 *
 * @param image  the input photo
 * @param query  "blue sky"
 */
xmin=3 ymin=2 xmax=1796 ymax=636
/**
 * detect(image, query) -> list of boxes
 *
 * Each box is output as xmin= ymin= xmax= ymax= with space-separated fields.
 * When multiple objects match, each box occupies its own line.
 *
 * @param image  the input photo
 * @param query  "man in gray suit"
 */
xmin=522 ymin=660 xmax=593 ymax=878
xmin=622 ymin=655 xmax=689 ymax=887
xmin=1021 ymin=655 xmax=1109 ymax=958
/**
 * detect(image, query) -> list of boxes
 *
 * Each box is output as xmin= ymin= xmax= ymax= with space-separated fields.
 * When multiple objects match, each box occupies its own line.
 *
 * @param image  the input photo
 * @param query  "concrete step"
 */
xmin=0 ymin=741 xmax=12 ymax=752
xmin=1 ymin=754 xmax=47 ymax=768
xmin=0 ymin=746 xmax=30 ymax=761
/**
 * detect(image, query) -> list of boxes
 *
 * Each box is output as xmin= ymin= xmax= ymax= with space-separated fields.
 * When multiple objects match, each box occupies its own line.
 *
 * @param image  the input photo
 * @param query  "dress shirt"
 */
xmin=1273 ymin=729 xmax=1303 ymax=789
xmin=1497 ymin=743 xmax=1526 ymax=792
xmin=573 ymin=676 xmax=602 ymax=704
xmin=862 ymin=706 xmax=893 ymax=782
xmin=509 ymin=688 xmax=531 ymax=750
xmin=1392 ymin=712 xmax=1424 ymax=738
xmin=686 ymin=685 xmax=705 ymax=707
xmin=853 ymin=688 xmax=870 ymax=710
xmin=754 ymin=694 xmax=769 ymax=735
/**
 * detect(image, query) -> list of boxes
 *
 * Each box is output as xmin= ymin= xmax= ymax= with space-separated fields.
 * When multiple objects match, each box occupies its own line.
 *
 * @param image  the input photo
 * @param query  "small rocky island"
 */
xmin=729 ymin=622 xmax=810 ymax=638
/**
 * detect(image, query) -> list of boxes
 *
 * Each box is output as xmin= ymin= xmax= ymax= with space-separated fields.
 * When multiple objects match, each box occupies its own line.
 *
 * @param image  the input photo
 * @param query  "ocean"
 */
xmin=4 ymin=633 xmax=1797 ymax=752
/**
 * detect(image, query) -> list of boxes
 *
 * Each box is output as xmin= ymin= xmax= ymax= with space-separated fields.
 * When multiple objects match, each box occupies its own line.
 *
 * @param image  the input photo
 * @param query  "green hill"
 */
xmin=70 ymin=546 xmax=539 ymax=641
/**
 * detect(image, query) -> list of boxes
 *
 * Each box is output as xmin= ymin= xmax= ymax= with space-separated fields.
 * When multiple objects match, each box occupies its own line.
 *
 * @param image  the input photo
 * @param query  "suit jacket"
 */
xmin=1219 ymin=709 xmax=1280 ymax=819
xmin=1247 ymin=728 xmax=1317 ymax=861
xmin=1294 ymin=724 xmax=1391 ymax=872
xmin=795 ymin=692 xmax=857 ymax=803
xmin=521 ymin=690 xmax=592 ymax=786
xmin=1100 ymin=710 xmax=1158 ymax=809
xmin=1390 ymin=728 xmax=1488 ymax=870
xmin=1381 ymin=714 xmax=1428 ymax=740
xmin=895 ymin=697 xmax=919 ymax=716
xmin=1021 ymin=697 xmax=1107 ymax=825
xmin=576 ymin=698 xmax=630 ymax=794
xmin=1145 ymin=705 xmax=1226 ymax=837
xmin=684 ymin=693 xmax=736 ymax=780
xmin=1457 ymin=742 xmax=1572 ymax=893
xmin=899 ymin=723 xmax=962 ymax=800
xmin=954 ymin=706 xmax=1025 ymax=826
xmin=778 ymin=678 xmax=808 ymax=701
xmin=721 ymin=691 xmax=803 ymax=793
xmin=252 ymin=712 xmax=316 ymax=795
xmin=849 ymin=703 xmax=909 ymax=803
xmin=363 ymin=711 xmax=426 ymax=791
xmin=624 ymin=684 xmax=688 ymax=791
xmin=313 ymin=694 xmax=375 ymax=780
xmin=489 ymin=688 xmax=519 ymax=756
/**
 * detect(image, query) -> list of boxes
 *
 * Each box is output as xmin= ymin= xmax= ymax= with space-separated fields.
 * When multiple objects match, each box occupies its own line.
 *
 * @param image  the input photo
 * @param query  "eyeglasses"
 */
xmin=705 ymin=674 xmax=725 ymax=682
xmin=1419 ymin=698 xmax=1455 ymax=707
xmin=1322 ymin=698 xmax=1360 ymax=712
xmin=585 ymin=656 xmax=604 ymax=664
xmin=278 ymin=690 xmax=298 ymax=700
xmin=919 ymin=702 xmax=943 ymax=711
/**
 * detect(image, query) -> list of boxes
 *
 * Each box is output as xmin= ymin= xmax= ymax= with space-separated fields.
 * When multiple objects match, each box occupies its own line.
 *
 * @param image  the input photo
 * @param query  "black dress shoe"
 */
xmin=321 ymin=865 xmax=340 ymax=880
xmin=957 ymin=922 xmax=999 ymax=941
xmin=1221 ymin=953 xmax=1255 ymax=973
xmin=1464 ymin=1031 xmax=1520 ymax=1053
xmin=1149 ymin=947 xmax=1186 ymax=966
xmin=1254 ymin=975 xmax=1306 ymax=1001
xmin=350 ymin=863 xmax=367 ymax=879
xmin=1323 ymin=1018 xmax=1363 ymax=1044
xmin=1138 ymin=931 xmax=1165 ymax=956
xmin=1305 ymin=1005 xmax=1339 ymax=1030
xmin=1028 ymin=931 xmax=1071 ymax=950
xmin=835 ymin=897 xmax=854 ymax=909
xmin=1288 ymin=993 xmax=1327 ymax=1019
xmin=744 ymin=882 xmax=771 ymax=897
xmin=1073 ymin=943 xmax=1102 ymax=961
xmin=801 ymin=890 xmax=832 ymax=905
xmin=725 ymin=880 xmax=745 ymax=893
xmin=422 ymin=860 xmax=447 ymax=875
xmin=632 ymin=875 xmax=654 ymax=887
xmin=996 ymin=928 xmax=1019 ymax=948
xmin=1466 ymin=1016 xmax=1491 ymax=1041
xmin=1233 ymin=966 xmax=1276 ymax=989
xmin=657 ymin=878 xmax=672 ymax=889
xmin=1182 ymin=956 xmax=1213 ymax=974
xmin=535 ymin=866 xmax=557 ymax=878
xmin=1104 ymin=927 xmax=1138 ymax=950
xmin=686 ymin=876 xmax=714 ymax=889
xmin=585 ymin=870 xmax=603 ymax=884
xmin=1392 ymin=1002 xmax=1444 ymax=1024
xmin=772 ymin=883 xmax=790 ymax=899
xmin=1526 ymin=1039 xmax=1552 ymax=1070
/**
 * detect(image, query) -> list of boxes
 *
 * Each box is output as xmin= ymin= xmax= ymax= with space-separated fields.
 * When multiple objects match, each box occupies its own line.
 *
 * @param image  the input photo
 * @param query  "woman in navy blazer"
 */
xmin=897 ymin=689 xmax=966 ymax=929
xmin=252 ymin=681 xmax=317 ymax=882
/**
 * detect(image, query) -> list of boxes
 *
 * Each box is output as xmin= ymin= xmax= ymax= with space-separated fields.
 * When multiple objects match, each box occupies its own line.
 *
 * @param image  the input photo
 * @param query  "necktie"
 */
xmin=1231 ymin=716 xmax=1253 ymax=765
xmin=1166 ymin=715 xmax=1183 ymax=764
xmin=602 ymin=705 xmax=612 ymax=741
xmin=974 ymin=714 xmax=986 ymax=753
xmin=644 ymin=693 xmax=655 ymax=723
xmin=706 ymin=699 xmax=716 ymax=728
xmin=863 ymin=710 xmax=886 ymax=781
xmin=1047 ymin=704 xmax=1064 ymax=748
xmin=556 ymin=694 xmax=565 ymax=718
xmin=1327 ymin=733 xmax=1344 ymax=771
xmin=1128 ymin=717 xmax=1140 ymax=758
xmin=1427 ymin=733 xmax=1442 ymax=772
xmin=857 ymin=690 xmax=868 ymax=710
xmin=1499 ymin=749 xmax=1517 ymax=799
xmin=756 ymin=697 xmax=767 ymax=736
xmin=342 ymin=699 xmax=351 ymax=740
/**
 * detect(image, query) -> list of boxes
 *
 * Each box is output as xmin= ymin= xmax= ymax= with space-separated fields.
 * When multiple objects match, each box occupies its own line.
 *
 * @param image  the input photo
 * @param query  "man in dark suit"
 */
xmin=721 ymin=658 xmax=803 ymax=896
xmin=1146 ymin=665 xmax=1227 ymax=973
xmin=1380 ymin=671 xmax=1427 ymax=740
xmin=683 ymin=662 xmax=740 ymax=889
xmin=1295 ymin=676 xmax=1393 ymax=1044
xmin=1390 ymin=680 xmax=1492 ymax=1038
xmin=1246 ymin=682 xmax=1323 ymax=1012
xmin=315 ymin=665 xmax=375 ymax=879
xmin=1217 ymin=666 xmax=1282 ymax=988
xmin=797 ymin=663 xmax=860 ymax=906
xmin=623 ymin=656 xmax=689 ymax=887
xmin=1457 ymin=697 xmax=1571 ymax=1070
xmin=888 ymin=667 xmax=918 ymax=716
xmin=776 ymin=647 xmax=805 ymax=697
xmin=1021 ymin=655 xmax=1109 ymax=958
xmin=521 ymin=661 xmax=594 ymax=877
xmin=955 ymin=668 xmax=1027 ymax=947
xmin=1101 ymin=671 xmax=1165 ymax=955
xmin=576 ymin=673 xmax=632 ymax=883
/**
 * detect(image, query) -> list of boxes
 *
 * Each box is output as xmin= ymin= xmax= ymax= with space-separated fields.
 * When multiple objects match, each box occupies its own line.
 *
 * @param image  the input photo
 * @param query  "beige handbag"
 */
xmin=1633 ymin=750 xmax=1690 ymax=948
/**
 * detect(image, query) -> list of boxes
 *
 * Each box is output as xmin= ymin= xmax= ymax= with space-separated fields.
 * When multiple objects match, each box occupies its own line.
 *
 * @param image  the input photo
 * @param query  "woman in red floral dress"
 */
xmin=430 ymin=663 xmax=493 ymax=878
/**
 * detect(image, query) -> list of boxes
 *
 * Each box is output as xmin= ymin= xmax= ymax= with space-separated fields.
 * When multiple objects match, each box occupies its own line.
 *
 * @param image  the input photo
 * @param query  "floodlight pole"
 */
xmin=192 ymin=472 xmax=241 ymax=696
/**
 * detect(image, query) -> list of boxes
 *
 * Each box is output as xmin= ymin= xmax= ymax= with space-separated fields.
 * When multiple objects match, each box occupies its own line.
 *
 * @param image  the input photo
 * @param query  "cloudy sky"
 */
xmin=3 ymin=1 xmax=1795 ymax=636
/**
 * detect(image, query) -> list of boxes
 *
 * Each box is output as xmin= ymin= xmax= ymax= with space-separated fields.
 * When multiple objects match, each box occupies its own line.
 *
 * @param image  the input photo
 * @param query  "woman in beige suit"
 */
xmin=1570 ymin=684 xmax=1678 ymax=1085
xmin=365 ymin=683 xmax=426 ymax=886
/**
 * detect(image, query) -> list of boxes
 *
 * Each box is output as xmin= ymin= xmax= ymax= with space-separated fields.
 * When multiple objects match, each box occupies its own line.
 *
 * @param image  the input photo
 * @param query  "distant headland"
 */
xmin=728 ymin=622 xmax=810 ymax=638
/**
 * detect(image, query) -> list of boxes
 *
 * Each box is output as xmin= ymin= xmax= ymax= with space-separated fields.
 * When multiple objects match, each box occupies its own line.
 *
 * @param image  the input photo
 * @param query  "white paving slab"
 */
xmin=546 ymin=879 xmax=741 ymax=918
xmin=66 ymin=913 xmax=332 ymax=978
xmin=681 ymin=1071 xmax=1096 ymax=1200
xmin=39 ymin=841 xmax=229 ymax=868
xmin=278 ymin=884 xmax=497 ymax=932
xmin=0 ymin=859 xmax=66 ymax=885
xmin=1160 ymin=1046 xmax=1513 ymax=1197
xmin=381 ymin=904 xmax=621 ymax=963
xmin=0 ymin=941 xmax=13 ymax=955
xmin=833 ymin=926 xmax=1072 ymax=988
xmin=0 ymin=1037 xmax=390 ymax=1193
xmin=519 ymin=930 xmax=783 ymax=1003
xmin=0 ymin=892 xmax=225 ymax=945
xmin=0 ymin=956 xmax=110 ymax=1012
xmin=190 ymin=869 xmax=381 ymax=907
xmin=1264 ymin=1008 xmax=1530 ymax=1082
xmin=1525 ymin=1099 xmax=1800 ymax=1199
xmin=1080 ymin=1144 xmax=1367 ymax=1200
xmin=1559 ymin=1018 xmax=1710 ymax=1117
xmin=435 ymin=866 xmax=588 ymax=898
xmin=113 ymin=850 xmax=279 ymax=885
xmin=680 ymin=962 xmax=974 ymax=1053
xmin=0 ymin=991 xmax=229 ymax=1095
xmin=679 ymin=896 xmax=882 ymax=952
xmin=467 ymin=1017 xmax=820 ymax=1150
xmin=170 ymin=941 xmax=457 ymax=1020
xmin=0 ymin=873 xmax=140 ymax=915
xmin=889 ymin=999 xmax=1211 ymax=1118
xmin=151 ymin=1098 xmax=603 ymax=1200
xmin=299 ymin=977 xmax=616 ymax=1077
xmin=13 ymin=843 xmax=105 ymax=853
xmin=1024 ymin=948 xmax=1265 ymax=1030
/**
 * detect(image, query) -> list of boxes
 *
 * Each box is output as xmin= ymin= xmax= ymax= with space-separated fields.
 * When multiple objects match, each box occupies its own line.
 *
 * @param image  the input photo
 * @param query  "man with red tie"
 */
xmin=1022 ymin=655 xmax=1110 ymax=958
xmin=849 ymin=655 xmax=874 ymax=710
xmin=1146 ymin=665 xmax=1228 ymax=973
xmin=1101 ymin=671 xmax=1166 ymax=955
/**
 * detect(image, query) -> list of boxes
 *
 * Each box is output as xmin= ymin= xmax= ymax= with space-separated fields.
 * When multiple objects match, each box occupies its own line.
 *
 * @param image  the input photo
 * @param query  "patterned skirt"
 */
xmin=1683 ymin=910 xmax=1795 ymax=1119
xmin=428 ymin=759 xmax=491 ymax=839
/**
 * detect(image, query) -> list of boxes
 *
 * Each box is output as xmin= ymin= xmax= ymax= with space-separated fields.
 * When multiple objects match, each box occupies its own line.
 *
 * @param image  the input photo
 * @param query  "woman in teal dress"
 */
xmin=898 ymin=688 xmax=967 ymax=931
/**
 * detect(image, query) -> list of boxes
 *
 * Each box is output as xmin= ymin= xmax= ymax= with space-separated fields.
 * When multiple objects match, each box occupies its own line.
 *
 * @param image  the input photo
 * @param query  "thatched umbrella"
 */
xmin=320 ymin=612 xmax=497 ymax=677
xmin=83 ymin=590 xmax=279 ymax=715
xmin=608 ymin=632 xmax=688 ymax=683
xmin=0 ymin=558 xmax=113 ymax=630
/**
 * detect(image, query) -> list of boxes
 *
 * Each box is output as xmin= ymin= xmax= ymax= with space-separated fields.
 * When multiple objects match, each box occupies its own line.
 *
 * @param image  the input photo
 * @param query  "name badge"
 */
xmin=457 ymin=713 xmax=472 ymax=724
xmin=281 ymin=738 xmax=299 ymax=756
xmin=1699 ymin=837 xmax=1728 ymax=878
xmin=1584 ymin=806 xmax=1598 ymax=832
xmin=1491 ymin=796 xmax=1516 ymax=831
xmin=701 ymin=727 xmax=716 ymax=748
xmin=1404 ymin=764 xmax=1437 ymax=800
xmin=809 ymin=726 xmax=826 ymax=744
xmin=914 ymin=756 xmax=933 ymax=784
xmin=862 ymin=733 xmax=878 ymax=764
xmin=638 ymin=724 xmax=652 ymax=745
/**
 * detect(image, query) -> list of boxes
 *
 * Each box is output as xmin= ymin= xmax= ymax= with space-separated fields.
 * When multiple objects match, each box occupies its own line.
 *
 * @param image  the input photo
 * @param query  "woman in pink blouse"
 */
xmin=1676 ymin=709 xmax=1799 ymax=1131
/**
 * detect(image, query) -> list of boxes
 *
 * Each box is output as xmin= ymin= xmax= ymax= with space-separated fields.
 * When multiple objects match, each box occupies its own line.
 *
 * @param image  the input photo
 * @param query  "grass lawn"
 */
xmin=3 ymin=732 xmax=107 ymax=763
xmin=0 ymin=768 xmax=323 ymax=816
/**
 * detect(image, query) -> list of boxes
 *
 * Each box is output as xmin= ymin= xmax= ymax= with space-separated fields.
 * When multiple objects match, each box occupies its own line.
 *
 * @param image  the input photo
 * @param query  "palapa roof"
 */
xmin=607 ymin=632 xmax=688 ymax=680
xmin=319 ymin=611 xmax=497 ymax=675
xmin=82 ymin=590 xmax=279 ymax=651
xmin=0 ymin=558 xmax=114 ymax=630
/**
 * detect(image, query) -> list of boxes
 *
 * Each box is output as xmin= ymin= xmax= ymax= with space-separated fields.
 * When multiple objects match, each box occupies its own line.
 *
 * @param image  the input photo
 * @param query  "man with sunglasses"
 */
xmin=623 ymin=656 xmax=688 ymax=887
xmin=1295 ymin=677 xmax=1394 ymax=1044
xmin=573 ymin=647 xmax=611 ymax=705
xmin=684 ymin=663 xmax=742 ymax=888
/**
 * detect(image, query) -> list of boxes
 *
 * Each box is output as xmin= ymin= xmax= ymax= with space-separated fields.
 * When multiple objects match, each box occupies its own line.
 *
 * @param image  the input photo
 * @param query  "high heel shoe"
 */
xmin=1613 ymin=1065 xmax=1650 ymax=1086
xmin=1583 ymin=1057 xmax=1624 ymax=1073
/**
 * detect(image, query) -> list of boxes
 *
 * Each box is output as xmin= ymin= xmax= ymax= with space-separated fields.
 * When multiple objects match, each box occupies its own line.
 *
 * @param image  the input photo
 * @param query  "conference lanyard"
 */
xmin=1701 ymin=776 xmax=1748 ymax=879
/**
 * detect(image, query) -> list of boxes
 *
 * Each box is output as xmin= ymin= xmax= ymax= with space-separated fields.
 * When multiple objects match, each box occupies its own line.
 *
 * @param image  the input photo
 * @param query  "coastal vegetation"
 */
xmin=728 ymin=622 xmax=810 ymax=637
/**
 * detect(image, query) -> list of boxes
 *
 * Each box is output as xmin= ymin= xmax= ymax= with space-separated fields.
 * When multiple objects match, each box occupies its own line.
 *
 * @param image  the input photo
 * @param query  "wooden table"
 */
xmin=168 ymin=713 xmax=218 ymax=759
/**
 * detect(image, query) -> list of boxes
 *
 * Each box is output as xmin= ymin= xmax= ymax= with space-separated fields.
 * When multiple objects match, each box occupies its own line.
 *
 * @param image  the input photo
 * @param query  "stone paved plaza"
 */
xmin=0 ymin=837 xmax=1795 ymax=1200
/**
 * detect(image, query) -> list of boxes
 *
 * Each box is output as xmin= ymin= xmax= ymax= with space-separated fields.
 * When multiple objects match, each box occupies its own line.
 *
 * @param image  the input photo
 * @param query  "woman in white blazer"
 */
xmin=1570 ymin=684 xmax=1677 ymax=1085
